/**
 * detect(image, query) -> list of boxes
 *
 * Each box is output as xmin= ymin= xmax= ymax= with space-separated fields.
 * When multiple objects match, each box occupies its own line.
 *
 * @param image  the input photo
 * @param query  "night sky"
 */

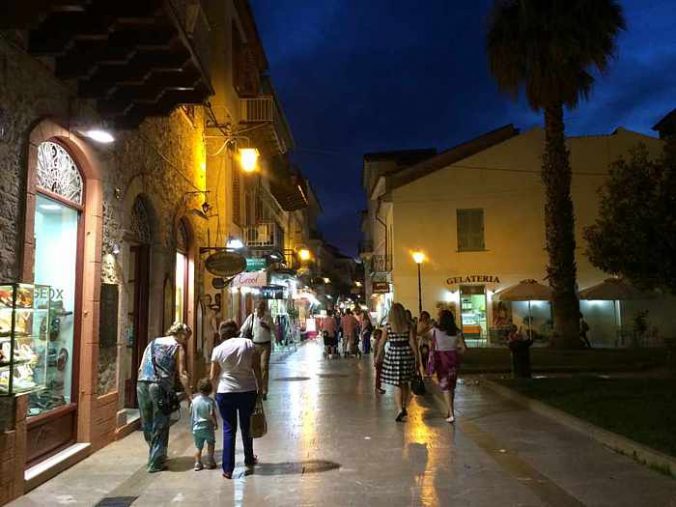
xmin=249 ymin=0 xmax=676 ymax=256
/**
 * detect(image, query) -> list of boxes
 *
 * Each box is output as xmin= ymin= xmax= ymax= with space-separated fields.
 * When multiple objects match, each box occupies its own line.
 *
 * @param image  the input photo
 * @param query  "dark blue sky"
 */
xmin=250 ymin=0 xmax=676 ymax=256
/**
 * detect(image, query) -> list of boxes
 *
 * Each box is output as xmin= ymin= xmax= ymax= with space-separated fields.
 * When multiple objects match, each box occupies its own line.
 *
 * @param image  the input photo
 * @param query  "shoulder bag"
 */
xmin=151 ymin=339 xmax=181 ymax=415
xmin=250 ymin=395 xmax=267 ymax=438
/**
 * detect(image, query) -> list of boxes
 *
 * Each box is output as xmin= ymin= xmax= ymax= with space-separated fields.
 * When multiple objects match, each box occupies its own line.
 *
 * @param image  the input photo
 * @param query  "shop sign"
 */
xmin=231 ymin=271 xmax=267 ymax=288
xmin=372 ymin=282 xmax=390 ymax=293
xmin=245 ymin=257 xmax=267 ymax=272
xmin=261 ymin=285 xmax=285 ymax=300
xmin=446 ymin=275 xmax=501 ymax=285
xmin=205 ymin=250 xmax=246 ymax=277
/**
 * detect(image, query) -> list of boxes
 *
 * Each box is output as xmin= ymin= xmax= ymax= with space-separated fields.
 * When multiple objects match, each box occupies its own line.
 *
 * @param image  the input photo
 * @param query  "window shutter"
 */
xmin=457 ymin=209 xmax=485 ymax=251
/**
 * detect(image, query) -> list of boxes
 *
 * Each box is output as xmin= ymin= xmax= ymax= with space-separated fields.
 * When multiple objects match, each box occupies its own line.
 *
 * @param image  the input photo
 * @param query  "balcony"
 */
xmin=2 ymin=0 xmax=213 ymax=128
xmin=369 ymin=255 xmax=392 ymax=274
xmin=243 ymin=222 xmax=284 ymax=250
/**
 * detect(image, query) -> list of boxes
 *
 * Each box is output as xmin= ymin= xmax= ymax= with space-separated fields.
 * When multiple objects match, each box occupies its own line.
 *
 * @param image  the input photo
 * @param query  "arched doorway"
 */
xmin=122 ymin=196 xmax=153 ymax=409
xmin=27 ymin=141 xmax=84 ymax=464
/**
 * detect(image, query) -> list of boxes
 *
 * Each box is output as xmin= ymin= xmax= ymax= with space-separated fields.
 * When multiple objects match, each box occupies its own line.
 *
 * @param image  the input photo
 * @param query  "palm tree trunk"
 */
xmin=543 ymin=104 xmax=580 ymax=348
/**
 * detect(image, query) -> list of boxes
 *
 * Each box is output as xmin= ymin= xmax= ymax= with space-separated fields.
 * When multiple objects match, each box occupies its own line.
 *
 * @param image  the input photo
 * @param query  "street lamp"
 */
xmin=238 ymin=147 xmax=259 ymax=173
xmin=412 ymin=250 xmax=425 ymax=316
xmin=298 ymin=248 xmax=311 ymax=261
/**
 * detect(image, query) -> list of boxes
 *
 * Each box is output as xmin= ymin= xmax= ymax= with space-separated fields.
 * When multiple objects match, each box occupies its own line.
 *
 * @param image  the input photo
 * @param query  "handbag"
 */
xmin=150 ymin=339 xmax=181 ymax=415
xmin=250 ymin=395 xmax=267 ymax=438
xmin=411 ymin=374 xmax=426 ymax=396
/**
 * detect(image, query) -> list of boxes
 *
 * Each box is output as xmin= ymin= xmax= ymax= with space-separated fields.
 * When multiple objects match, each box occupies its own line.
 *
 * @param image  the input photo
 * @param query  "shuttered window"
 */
xmin=457 ymin=208 xmax=485 ymax=252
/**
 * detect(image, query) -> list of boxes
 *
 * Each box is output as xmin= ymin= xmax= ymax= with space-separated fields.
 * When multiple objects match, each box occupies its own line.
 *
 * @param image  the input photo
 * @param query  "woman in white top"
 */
xmin=210 ymin=320 xmax=262 ymax=479
xmin=428 ymin=310 xmax=467 ymax=423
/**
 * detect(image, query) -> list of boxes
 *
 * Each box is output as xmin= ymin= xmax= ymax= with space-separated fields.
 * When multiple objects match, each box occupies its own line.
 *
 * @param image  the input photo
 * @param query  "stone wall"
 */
xmin=0 ymin=31 xmax=210 ymax=500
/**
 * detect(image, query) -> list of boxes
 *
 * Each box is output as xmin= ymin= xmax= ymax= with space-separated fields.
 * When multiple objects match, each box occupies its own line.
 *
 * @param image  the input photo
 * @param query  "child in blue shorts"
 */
xmin=191 ymin=378 xmax=218 ymax=471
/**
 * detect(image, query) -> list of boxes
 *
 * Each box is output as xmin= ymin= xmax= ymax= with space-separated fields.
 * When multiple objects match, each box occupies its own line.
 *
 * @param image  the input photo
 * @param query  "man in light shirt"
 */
xmin=240 ymin=300 xmax=275 ymax=399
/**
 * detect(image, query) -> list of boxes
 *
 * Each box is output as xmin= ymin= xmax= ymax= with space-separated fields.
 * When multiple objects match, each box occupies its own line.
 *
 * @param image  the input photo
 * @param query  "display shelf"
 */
xmin=0 ymin=283 xmax=50 ymax=397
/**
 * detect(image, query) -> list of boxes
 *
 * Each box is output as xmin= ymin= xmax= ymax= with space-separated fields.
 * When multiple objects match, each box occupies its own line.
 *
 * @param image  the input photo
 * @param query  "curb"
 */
xmin=480 ymin=378 xmax=676 ymax=478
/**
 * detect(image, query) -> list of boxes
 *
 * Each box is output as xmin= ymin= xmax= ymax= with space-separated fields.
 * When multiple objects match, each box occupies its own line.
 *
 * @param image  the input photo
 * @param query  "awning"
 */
xmin=495 ymin=279 xmax=552 ymax=301
xmin=579 ymin=278 xmax=652 ymax=300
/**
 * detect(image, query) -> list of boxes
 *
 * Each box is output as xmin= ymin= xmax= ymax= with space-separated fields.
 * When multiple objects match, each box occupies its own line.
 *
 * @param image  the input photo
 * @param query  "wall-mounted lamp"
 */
xmin=226 ymin=236 xmax=244 ymax=250
xmin=83 ymin=128 xmax=115 ymax=144
xmin=298 ymin=248 xmax=312 ymax=261
xmin=238 ymin=148 xmax=259 ymax=173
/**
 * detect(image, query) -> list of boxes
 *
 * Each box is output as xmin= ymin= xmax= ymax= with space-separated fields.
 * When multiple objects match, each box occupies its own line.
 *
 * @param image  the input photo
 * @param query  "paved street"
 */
xmin=12 ymin=341 xmax=676 ymax=507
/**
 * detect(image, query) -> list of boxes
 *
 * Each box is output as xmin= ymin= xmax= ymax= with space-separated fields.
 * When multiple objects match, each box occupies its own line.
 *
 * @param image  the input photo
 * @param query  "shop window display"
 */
xmin=459 ymin=285 xmax=487 ymax=346
xmin=28 ymin=194 xmax=79 ymax=416
xmin=0 ymin=284 xmax=50 ymax=397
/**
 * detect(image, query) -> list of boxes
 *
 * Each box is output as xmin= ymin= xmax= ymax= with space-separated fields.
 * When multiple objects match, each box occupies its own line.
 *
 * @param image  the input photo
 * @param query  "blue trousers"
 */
xmin=215 ymin=391 xmax=257 ymax=474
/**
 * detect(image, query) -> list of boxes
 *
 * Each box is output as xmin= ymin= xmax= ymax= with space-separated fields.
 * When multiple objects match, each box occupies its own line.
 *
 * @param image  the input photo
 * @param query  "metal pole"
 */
xmin=417 ymin=263 xmax=422 ymax=316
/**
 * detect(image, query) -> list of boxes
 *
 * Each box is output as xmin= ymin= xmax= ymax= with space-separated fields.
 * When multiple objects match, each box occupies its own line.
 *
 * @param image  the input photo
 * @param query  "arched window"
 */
xmin=36 ymin=141 xmax=84 ymax=205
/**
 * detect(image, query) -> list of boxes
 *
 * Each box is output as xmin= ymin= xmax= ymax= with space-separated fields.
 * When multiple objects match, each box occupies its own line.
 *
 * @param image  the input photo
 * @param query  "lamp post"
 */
xmin=412 ymin=251 xmax=425 ymax=316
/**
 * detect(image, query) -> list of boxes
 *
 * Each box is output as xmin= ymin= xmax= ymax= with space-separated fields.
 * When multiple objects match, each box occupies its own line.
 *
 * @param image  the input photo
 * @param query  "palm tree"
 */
xmin=486 ymin=0 xmax=625 ymax=348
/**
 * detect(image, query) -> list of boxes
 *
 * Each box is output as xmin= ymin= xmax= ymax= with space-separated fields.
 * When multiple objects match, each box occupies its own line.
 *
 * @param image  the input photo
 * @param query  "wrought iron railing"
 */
xmin=243 ymin=222 xmax=284 ymax=249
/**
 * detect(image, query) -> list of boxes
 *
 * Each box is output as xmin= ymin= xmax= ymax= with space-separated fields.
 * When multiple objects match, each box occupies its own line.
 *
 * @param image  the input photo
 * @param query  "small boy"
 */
xmin=191 ymin=378 xmax=218 ymax=471
xmin=372 ymin=328 xmax=385 ymax=394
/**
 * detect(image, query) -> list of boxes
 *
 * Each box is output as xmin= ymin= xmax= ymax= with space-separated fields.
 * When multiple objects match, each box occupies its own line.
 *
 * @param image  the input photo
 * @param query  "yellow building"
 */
xmin=363 ymin=124 xmax=674 ymax=347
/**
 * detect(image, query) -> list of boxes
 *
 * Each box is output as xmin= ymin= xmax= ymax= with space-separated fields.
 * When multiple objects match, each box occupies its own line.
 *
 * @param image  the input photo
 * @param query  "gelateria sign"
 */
xmin=446 ymin=275 xmax=501 ymax=285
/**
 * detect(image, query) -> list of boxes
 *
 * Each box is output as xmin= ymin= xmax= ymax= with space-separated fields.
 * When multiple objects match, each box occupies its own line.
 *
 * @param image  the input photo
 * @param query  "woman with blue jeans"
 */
xmin=210 ymin=320 xmax=263 ymax=479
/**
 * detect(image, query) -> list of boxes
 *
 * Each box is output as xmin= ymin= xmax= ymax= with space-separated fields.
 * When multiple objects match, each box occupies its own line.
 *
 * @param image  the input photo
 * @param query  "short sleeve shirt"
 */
xmin=190 ymin=394 xmax=216 ymax=432
xmin=211 ymin=338 xmax=257 ymax=393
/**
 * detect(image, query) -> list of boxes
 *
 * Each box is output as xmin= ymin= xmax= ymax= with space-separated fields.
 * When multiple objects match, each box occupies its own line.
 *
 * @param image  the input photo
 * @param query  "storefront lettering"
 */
xmin=446 ymin=275 xmax=500 ymax=285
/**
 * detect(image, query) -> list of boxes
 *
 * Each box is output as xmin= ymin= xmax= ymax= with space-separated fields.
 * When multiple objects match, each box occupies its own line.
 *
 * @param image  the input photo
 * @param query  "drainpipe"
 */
xmin=375 ymin=198 xmax=388 ymax=262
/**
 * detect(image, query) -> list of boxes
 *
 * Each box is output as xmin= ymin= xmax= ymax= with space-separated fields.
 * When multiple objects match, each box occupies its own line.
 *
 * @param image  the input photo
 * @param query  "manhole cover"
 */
xmin=274 ymin=376 xmax=311 ymax=382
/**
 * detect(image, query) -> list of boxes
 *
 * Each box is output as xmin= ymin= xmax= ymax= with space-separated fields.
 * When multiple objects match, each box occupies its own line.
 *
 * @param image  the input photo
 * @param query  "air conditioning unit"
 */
xmin=240 ymin=96 xmax=274 ymax=123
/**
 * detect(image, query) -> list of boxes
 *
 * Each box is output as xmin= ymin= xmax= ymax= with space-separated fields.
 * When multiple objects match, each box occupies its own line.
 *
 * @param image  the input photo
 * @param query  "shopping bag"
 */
xmin=411 ymin=374 xmax=426 ymax=396
xmin=250 ymin=396 xmax=267 ymax=438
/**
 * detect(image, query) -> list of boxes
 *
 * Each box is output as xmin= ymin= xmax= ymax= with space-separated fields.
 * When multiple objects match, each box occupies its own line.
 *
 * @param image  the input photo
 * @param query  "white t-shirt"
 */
xmin=432 ymin=329 xmax=460 ymax=352
xmin=211 ymin=338 xmax=257 ymax=393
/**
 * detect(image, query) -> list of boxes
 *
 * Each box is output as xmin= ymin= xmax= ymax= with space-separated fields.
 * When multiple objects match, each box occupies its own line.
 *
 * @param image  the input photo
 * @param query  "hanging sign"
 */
xmin=260 ymin=285 xmax=285 ymax=300
xmin=205 ymin=250 xmax=246 ymax=277
xmin=372 ymin=282 xmax=390 ymax=294
xmin=231 ymin=271 xmax=267 ymax=288
xmin=245 ymin=257 xmax=267 ymax=272
xmin=446 ymin=275 xmax=500 ymax=286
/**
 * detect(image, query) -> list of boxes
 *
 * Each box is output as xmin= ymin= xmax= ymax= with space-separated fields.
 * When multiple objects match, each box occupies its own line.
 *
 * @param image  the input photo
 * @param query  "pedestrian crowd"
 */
xmin=134 ymin=297 xmax=467 ymax=479
xmin=319 ymin=303 xmax=467 ymax=424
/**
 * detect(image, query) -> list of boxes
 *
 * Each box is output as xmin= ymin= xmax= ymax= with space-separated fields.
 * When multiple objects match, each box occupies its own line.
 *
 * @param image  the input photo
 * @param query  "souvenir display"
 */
xmin=0 ymin=283 xmax=50 ymax=396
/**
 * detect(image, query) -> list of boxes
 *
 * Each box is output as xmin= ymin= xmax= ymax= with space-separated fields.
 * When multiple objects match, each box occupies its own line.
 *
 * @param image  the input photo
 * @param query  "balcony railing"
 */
xmin=240 ymin=96 xmax=274 ymax=123
xmin=369 ymin=255 xmax=392 ymax=274
xmin=243 ymin=222 xmax=284 ymax=249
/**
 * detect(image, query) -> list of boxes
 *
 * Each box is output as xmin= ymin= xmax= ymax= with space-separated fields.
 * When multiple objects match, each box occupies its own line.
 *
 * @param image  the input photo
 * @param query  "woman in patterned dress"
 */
xmin=376 ymin=303 xmax=422 ymax=422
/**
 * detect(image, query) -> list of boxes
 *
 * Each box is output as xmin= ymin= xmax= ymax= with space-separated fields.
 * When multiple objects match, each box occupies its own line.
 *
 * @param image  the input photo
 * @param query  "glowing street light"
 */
xmin=411 ymin=250 xmax=426 ymax=315
xmin=238 ymin=148 xmax=259 ymax=173
xmin=298 ymin=248 xmax=311 ymax=261
xmin=412 ymin=251 xmax=426 ymax=264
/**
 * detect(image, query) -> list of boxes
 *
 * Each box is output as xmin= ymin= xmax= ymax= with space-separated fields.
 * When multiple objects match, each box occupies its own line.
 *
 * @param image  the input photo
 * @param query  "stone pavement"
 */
xmin=11 ymin=341 xmax=676 ymax=507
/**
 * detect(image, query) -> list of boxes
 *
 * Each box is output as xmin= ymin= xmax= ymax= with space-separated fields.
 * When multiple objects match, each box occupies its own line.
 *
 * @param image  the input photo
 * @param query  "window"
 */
xmin=457 ymin=208 xmax=485 ymax=252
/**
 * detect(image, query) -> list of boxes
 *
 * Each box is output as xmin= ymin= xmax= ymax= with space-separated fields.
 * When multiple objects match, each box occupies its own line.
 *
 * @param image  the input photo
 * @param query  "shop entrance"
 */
xmin=459 ymin=285 xmax=487 ymax=346
xmin=124 ymin=245 xmax=150 ymax=408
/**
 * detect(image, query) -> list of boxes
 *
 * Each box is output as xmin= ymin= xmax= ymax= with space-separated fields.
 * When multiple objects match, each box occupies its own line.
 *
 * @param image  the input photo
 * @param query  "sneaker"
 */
xmin=446 ymin=416 xmax=455 ymax=424
xmin=194 ymin=461 xmax=204 ymax=471
xmin=204 ymin=459 xmax=217 ymax=470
